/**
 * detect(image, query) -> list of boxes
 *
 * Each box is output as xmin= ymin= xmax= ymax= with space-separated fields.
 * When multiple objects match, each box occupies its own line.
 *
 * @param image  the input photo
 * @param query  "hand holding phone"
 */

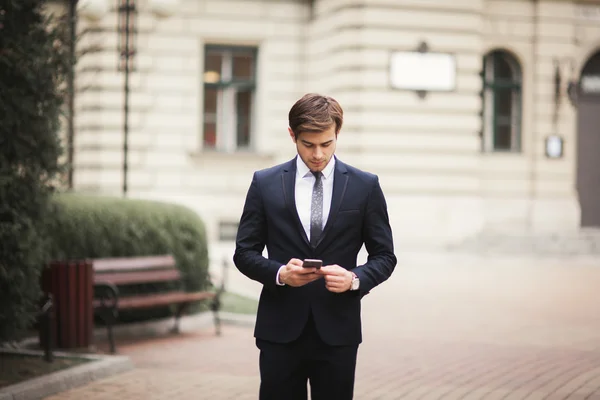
xmin=302 ymin=259 xmax=322 ymax=269
xmin=279 ymin=258 xmax=323 ymax=287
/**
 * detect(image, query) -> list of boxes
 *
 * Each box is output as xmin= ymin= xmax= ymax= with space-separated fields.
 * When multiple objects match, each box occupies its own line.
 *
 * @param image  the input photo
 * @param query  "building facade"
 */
xmin=53 ymin=0 xmax=600 ymax=259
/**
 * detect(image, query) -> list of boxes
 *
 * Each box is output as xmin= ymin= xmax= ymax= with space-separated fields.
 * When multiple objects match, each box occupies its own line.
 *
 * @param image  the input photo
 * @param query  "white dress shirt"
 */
xmin=276 ymin=156 xmax=336 ymax=285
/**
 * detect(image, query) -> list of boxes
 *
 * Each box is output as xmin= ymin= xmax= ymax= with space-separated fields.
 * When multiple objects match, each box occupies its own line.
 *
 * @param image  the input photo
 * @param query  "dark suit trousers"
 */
xmin=256 ymin=312 xmax=359 ymax=400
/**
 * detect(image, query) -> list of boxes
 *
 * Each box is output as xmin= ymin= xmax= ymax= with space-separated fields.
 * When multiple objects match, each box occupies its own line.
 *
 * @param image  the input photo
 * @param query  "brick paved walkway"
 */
xmin=45 ymin=255 xmax=600 ymax=399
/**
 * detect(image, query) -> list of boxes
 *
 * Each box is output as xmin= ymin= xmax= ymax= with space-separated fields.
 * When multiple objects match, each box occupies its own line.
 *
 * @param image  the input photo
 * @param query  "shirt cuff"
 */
xmin=276 ymin=265 xmax=286 ymax=286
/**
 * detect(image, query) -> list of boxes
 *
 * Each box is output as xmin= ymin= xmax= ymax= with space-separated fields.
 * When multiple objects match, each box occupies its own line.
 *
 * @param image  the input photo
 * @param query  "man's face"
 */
xmin=289 ymin=124 xmax=337 ymax=173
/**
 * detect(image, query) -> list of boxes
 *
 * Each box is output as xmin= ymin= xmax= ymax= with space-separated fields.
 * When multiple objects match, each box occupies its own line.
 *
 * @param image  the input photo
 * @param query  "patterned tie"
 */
xmin=310 ymin=171 xmax=323 ymax=247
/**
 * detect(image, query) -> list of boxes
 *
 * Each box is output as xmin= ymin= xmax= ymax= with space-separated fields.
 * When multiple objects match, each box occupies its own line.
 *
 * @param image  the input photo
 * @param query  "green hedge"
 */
xmin=45 ymin=192 xmax=211 ymax=321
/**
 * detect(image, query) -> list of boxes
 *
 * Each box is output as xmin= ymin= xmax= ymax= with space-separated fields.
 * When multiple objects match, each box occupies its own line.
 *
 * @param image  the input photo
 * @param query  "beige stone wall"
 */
xmin=73 ymin=0 xmax=306 ymax=260
xmin=304 ymin=0 xmax=486 ymax=245
xmin=70 ymin=0 xmax=600 ymax=255
xmin=480 ymin=0 xmax=600 ymax=234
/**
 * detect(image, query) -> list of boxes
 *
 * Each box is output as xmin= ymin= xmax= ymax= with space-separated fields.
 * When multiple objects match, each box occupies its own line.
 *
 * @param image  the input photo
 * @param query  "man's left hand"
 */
xmin=318 ymin=265 xmax=352 ymax=293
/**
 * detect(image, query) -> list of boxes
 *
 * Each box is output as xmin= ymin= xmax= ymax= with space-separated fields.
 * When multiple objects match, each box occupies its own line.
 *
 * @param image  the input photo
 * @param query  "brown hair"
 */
xmin=288 ymin=93 xmax=343 ymax=138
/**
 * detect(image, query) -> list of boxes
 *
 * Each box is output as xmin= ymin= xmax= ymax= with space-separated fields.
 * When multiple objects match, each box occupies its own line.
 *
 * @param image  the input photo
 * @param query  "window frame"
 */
xmin=481 ymin=50 xmax=523 ymax=153
xmin=201 ymin=44 xmax=258 ymax=153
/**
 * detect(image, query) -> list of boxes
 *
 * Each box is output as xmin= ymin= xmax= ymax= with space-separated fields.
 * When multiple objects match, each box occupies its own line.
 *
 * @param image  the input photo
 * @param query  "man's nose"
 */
xmin=314 ymin=147 xmax=323 ymax=159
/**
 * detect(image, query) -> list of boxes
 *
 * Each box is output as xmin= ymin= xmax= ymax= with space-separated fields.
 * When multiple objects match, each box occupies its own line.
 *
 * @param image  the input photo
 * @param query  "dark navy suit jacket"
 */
xmin=233 ymin=156 xmax=396 ymax=346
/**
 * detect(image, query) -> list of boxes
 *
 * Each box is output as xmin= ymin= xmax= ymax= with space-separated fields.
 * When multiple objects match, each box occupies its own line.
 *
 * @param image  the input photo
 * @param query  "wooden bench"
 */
xmin=92 ymin=255 xmax=222 ymax=353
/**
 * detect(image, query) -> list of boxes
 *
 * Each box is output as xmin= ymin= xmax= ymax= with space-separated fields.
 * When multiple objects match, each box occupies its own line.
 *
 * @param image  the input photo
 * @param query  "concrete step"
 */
xmin=447 ymin=228 xmax=600 ymax=256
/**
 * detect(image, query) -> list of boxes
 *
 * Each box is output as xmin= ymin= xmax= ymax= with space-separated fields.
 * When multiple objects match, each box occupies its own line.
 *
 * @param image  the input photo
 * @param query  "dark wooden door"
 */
xmin=577 ymin=51 xmax=600 ymax=227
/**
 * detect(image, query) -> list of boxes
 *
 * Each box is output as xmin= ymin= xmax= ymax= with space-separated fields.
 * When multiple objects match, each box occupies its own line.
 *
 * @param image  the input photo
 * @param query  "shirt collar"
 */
xmin=296 ymin=155 xmax=336 ymax=180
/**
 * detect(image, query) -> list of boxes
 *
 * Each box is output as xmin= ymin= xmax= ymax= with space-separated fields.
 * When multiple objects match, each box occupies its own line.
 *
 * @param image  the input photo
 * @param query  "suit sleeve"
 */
xmin=233 ymin=172 xmax=282 ymax=291
xmin=353 ymin=176 xmax=397 ymax=296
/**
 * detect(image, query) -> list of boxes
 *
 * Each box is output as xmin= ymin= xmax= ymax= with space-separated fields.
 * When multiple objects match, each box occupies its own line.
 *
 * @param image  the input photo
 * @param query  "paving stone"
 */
xmin=43 ymin=256 xmax=600 ymax=399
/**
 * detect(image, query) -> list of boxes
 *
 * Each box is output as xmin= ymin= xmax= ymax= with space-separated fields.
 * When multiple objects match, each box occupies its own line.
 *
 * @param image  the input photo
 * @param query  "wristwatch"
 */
xmin=349 ymin=272 xmax=360 ymax=291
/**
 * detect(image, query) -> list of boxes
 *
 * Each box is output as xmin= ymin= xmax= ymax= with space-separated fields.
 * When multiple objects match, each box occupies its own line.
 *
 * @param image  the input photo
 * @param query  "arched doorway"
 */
xmin=577 ymin=50 xmax=600 ymax=227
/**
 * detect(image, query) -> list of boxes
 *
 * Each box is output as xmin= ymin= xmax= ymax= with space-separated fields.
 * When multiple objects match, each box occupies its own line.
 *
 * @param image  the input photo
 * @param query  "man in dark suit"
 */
xmin=233 ymin=93 xmax=397 ymax=400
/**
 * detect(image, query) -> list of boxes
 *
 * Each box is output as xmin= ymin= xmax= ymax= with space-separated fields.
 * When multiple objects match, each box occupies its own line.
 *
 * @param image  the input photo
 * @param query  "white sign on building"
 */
xmin=389 ymin=51 xmax=457 ymax=92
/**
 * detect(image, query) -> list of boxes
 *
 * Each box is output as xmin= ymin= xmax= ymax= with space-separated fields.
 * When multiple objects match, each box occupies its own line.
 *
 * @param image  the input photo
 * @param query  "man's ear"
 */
xmin=288 ymin=127 xmax=296 ymax=143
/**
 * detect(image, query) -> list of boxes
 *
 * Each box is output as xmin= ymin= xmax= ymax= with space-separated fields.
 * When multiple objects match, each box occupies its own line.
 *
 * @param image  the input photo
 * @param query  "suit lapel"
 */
xmin=281 ymin=158 xmax=310 ymax=247
xmin=316 ymin=158 xmax=349 ymax=249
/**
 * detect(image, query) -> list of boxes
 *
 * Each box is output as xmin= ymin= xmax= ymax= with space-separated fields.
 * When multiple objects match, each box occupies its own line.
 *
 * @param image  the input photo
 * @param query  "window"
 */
xmin=202 ymin=45 xmax=257 ymax=151
xmin=481 ymin=50 xmax=522 ymax=152
xmin=218 ymin=221 xmax=239 ymax=241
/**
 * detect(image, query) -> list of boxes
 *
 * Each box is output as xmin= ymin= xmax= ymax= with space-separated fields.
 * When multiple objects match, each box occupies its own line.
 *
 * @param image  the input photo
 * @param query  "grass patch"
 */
xmin=220 ymin=291 xmax=259 ymax=315
xmin=0 ymin=353 xmax=91 ymax=389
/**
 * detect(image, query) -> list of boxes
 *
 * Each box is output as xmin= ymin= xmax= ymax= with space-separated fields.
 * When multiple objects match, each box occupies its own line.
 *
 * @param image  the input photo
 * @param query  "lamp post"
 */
xmin=77 ymin=0 xmax=178 ymax=196
xmin=118 ymin=0 xmax=135 ymax=196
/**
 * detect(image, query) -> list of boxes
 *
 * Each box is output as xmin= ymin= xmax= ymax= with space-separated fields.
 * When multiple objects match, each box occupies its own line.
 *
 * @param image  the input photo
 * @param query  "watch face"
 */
xmin=352 ymin=278 xmax=359 ymax=290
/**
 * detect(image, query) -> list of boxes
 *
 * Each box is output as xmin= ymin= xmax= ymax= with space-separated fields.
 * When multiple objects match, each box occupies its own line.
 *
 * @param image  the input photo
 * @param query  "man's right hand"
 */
xmin=279 ymin=258 xmax=322 ymax=287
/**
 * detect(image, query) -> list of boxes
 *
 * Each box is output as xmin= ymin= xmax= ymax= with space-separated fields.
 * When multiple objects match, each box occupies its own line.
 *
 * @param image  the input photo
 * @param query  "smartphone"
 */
xmin=302 ymin=259 xmax=322 ymax=269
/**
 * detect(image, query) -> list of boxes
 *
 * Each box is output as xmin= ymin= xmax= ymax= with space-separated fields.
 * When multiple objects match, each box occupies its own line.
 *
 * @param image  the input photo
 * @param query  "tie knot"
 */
xmin=312 ymin=171 xmax=322 ymax=180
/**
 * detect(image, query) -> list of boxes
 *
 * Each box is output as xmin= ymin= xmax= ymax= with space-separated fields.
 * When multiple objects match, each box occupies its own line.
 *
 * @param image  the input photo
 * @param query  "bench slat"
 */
xmin=93 ymin=291 xmax=215 ymax=310
xmin=95 ymin=269 xmax=181 ymax=285
xmin=93 ymin=255 xmax=176 ymax=272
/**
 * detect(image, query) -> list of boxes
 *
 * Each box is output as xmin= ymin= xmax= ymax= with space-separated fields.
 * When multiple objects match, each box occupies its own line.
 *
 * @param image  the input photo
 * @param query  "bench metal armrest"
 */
xmin=209 ymin=259 xmax=228 ymax=312
xmin=94 ymin=281 xmax=120 ymax=314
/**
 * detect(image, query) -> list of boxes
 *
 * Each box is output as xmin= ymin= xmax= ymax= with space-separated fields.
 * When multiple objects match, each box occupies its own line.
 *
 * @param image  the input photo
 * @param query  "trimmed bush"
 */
xmin=45 ymin=193 xmax=211 ymax=321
